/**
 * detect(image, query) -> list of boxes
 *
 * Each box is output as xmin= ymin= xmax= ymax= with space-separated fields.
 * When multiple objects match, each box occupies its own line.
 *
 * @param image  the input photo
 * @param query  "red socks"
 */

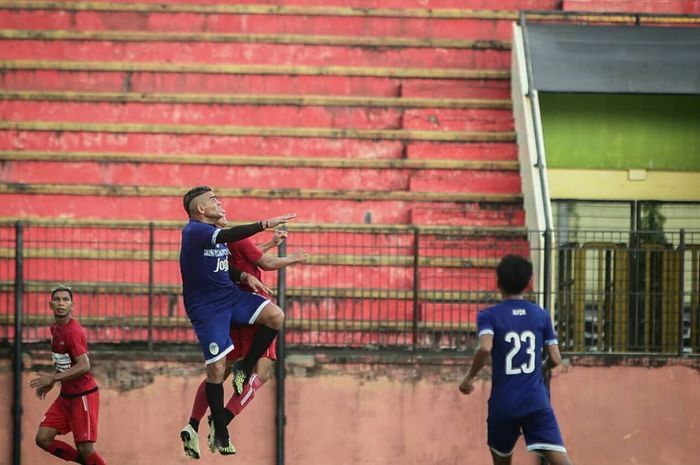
xmin=190 ymin=373 xmax=267 ymax=425
xmin=45 ymin=439 xmax=80 ymax=462
xmin=225 ymin=374 xmax=265 ymax=416
xmin=86 ymin=451 xmax=107 ymax=465
xmin=190 ymin=379 xmax=209 ymax=422
xmin=43 ymin=440 xmax=106 ymax=465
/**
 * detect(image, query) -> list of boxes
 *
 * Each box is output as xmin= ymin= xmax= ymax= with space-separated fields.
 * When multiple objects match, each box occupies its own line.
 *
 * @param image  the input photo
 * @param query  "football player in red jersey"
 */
xmin=30 ymin=286 xmax=107 ymax=465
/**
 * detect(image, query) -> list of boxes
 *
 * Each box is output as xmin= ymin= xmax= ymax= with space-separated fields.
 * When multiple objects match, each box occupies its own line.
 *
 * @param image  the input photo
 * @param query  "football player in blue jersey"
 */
xmin=179 ymin=185 xmax=294 ymax=455
xmin=459 ymin=254 xmax=574 ymax=465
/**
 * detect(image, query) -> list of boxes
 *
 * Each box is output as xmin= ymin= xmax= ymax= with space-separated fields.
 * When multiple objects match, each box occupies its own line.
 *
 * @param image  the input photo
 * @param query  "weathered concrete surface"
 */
xmin=1 ymin=351 xmax=699 ymax=465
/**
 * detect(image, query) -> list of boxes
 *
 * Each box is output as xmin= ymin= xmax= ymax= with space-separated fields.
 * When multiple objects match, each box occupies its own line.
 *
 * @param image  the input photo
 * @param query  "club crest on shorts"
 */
xmin=209 ymin=342 xmax=219 ymax=355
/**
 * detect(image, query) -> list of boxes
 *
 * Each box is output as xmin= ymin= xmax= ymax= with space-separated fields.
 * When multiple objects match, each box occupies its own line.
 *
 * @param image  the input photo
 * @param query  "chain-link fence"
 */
xmin=1 ymin=221 xmax=698 ymax=354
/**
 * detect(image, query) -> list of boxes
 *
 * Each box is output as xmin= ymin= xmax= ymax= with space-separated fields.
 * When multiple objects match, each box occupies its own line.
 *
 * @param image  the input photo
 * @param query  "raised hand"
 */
xmin=263 ymin=213 xmax=296 ymax=229
xmin=291 ymin=250 xmax=310 ymax=263
xmin=272 ymin=229 xmax=288 ymax=246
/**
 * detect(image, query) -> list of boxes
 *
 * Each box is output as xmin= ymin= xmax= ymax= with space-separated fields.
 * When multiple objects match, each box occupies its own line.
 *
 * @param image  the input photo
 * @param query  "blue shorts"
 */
xmin=188 ymin=291 xmax=270 ymax=365
xmin=487 ymin=407 xmax=566 ymax=457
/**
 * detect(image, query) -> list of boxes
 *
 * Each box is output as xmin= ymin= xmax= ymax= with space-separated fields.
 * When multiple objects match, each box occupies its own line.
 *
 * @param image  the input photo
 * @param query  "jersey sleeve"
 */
xmin=476 ymin=310 xmax=494 ymax=337
xmin=543 ymin=312 xmax=558 ymax=345
xmin=237 ymin=238 xmax=264 ymax=264
xmin=66 ymin=326 xmax=89 ymax=359
xmin=188 ymin=221 xmax=221 ymax=249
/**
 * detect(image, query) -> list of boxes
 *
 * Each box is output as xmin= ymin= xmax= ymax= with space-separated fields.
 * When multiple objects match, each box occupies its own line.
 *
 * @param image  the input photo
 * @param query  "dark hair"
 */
xmin=51 ymin=285 xmax=73 ymax=301
xmin=183 ymin=185 xmax=212 ymax=215
xmin=496 ymin=254 xmax=532 ymax=295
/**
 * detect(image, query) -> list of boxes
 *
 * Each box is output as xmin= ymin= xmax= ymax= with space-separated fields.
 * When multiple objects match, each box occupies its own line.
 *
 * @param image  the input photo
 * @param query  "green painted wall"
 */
xmin=539 ymin=93 xmax=700 ymax=171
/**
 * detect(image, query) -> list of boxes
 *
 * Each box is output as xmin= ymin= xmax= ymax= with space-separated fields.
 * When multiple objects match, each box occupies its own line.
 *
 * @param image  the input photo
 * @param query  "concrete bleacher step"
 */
xmin=1 ymin=129 xmax=517 ymax=160
xmin=0 ymin=0 xmax=562 ymax=13
xmin=0 ymin=216 xmax=528 ymax=255
xmin=0 ymin=183 xmax=522 ymax=224
xmin=0 ymin=91 xmax=513 ymax=131
xmin=0 ymin=150 xmax=520 ymax=169
xmin=0 ymin=31 xmax=511 ymax=70
xmin=408 ymin=170 xmax=520 ymax=194
xmin=0 ymin=150 xmax=519 ymax=172
xmin=0 ymin=120 xmax=514 ymax=142
xmin=0 ymin=61 xmax=511 ymax=98
xmin=2 ymin=3 xmax=518 ymax=41
xmin=406 ymin=142 xmax=516 ymax=160
xmin=0 ymin=90 xmax=511 ymax=109
xmin=0 ymin=61 xmax=510 ymax=93
xmin=411 ymin=205 xmax=524 ymax=226
xmin=2 ymin=162 xmax=520 ymax=193
xmin=0 ymin=128 xmax=459 ymax=159
xmin=2 ymin=160 xmax=519 ymax=194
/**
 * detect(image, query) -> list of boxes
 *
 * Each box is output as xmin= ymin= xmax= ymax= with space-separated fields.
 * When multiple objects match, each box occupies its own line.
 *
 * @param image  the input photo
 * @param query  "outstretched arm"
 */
xmin=255 ymin=249 xmax=309 ymax=271
xmin=459 ymin=334 xmax=493 ymax=395
xmin=216 ymin=214 xmax=296 ymax=244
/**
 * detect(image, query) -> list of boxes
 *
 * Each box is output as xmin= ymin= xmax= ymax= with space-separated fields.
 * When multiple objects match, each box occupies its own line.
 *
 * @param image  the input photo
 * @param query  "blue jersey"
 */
xmin=180 ymin=219 xmax=239 ymax=314
xmin=477 ymin=299 xmax=558 ymax=418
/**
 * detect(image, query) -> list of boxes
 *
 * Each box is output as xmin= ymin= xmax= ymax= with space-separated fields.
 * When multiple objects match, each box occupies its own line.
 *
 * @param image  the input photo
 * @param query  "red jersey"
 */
xmin=50 ymin=318 xmax=97 ymax=396
xmin=228 ymin=238 xmax=269 ymax=298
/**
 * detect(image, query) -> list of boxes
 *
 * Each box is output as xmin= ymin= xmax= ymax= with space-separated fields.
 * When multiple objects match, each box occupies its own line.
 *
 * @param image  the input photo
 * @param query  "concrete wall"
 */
xmin=539 ymin=93 xmax=700 ymax=202
xmin=2 ymin=352 xmax=699 ymax=465
xmin=540 ymin=93 xmax=700 ymax=172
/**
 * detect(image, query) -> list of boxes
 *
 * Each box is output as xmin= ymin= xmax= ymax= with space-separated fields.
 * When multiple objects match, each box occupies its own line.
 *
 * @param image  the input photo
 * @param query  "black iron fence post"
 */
xmin=412 ymin=227 xmax=420 ymax=352
xmin=543 ymin=229 xmax=553 ymax=312
xmin=276 ymin=237 xmax=287 ymax=465
xmin=678 ymin=229 xmax=686 ymax=356
xmin=13 ymin=221 xmax=24 ymax=465
xmin=147 ymin=222 xmax=155 ymax=351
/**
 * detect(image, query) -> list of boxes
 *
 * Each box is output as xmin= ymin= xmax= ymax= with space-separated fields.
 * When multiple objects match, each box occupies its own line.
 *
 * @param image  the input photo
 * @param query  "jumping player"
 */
xmin=179 ymin=185 xmax=293 ymax=455
xmin=459 ymin=255 xmax=574 ymax=465
xmin=30 ymin=286 xmax=107 ymax=465
xmin=181 ymin=218 xmax=308 ymax=459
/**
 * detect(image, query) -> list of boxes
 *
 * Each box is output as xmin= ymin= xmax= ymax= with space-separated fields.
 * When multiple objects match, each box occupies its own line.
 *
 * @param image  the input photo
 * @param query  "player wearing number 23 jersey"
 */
xmin=459 ymin=255 xmax=573 ymax=465
xmin=477 ymin=299 xmax=558 ymax=419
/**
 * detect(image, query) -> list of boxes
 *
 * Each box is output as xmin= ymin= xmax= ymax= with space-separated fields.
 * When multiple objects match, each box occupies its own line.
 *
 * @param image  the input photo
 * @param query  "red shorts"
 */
xmin=227 ymin=325 xmax=277 ymax=362
xmin=40 ymin=389 xmax=100 ymax=443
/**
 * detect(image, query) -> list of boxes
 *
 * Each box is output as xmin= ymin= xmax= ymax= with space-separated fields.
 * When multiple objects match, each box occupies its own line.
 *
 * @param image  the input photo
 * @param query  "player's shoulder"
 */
xmin=476 ymin=303 xmax=500 ymax=323
xmin=184 ymin=219 xmax=214 ymax=232
xmin=63 ymin=318 xmax=86 ymax=335
xmin=523 ymin=300 xmax=550 ymax=317
xmin=230 ymin=237 xmax=255 ymax=251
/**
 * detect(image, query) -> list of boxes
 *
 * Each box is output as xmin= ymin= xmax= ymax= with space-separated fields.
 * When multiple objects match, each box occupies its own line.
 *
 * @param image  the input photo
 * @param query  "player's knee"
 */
xmin=206 ymin=360 xmax=227 ymax=383
xmin=35 ymin=428 xmax=55 ymax=450
xmin=35 ymin=433 xmax=51 ymax=450
xmin=76 ymin=441 xmax=94 ymax=458
xmin=543 ymin=451 xmax=572 ymax=465
xmin=256 ymin=359 xmax=275 ymax=382
xmin=259 ymin=304 xmax=284 ymax=330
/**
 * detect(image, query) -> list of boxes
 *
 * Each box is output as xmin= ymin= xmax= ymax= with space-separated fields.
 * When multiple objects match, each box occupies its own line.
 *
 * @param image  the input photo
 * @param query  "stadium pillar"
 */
xmin=13 ymin=222 xmax=24 ymax=465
